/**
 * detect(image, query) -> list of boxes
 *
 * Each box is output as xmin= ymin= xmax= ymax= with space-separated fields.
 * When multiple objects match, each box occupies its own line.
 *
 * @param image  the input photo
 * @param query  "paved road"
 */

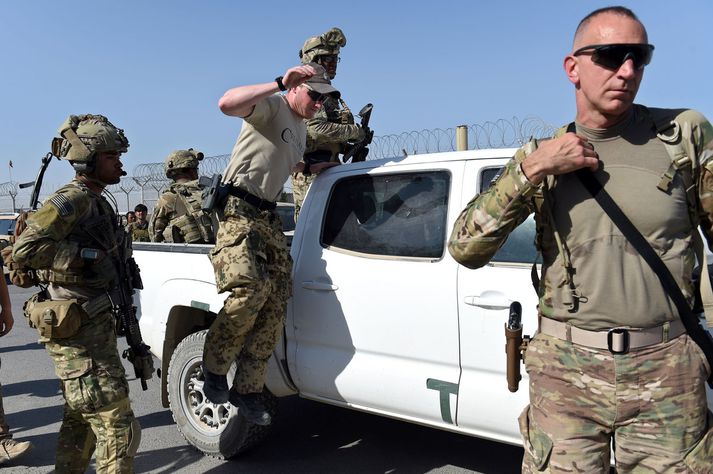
xmin=1 ymin=285 xmax=523 ymax=473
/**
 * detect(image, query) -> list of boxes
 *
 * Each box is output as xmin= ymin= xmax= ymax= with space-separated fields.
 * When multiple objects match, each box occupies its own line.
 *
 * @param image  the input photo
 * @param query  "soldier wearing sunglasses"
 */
xmin=449 ymin=6 xmax=713 ymax=472
xmin=292 ymin=27 xmax=367 ymax=221
xmin=202 ymin=63 xmax=339 ymax=425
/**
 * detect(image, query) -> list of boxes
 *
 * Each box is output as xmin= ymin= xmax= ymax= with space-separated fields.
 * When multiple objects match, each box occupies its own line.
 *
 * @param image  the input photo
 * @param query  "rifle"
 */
xmin=110 ymin=228 xmax=155 ymax=390
xmin=22 ymin=152 xmax=55 ymax=210
xmin=342 ymin=103 xmax=374 ymax=163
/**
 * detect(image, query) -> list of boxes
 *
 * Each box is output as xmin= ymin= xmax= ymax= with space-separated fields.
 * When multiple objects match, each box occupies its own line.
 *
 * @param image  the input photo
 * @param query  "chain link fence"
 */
xmin=0 ymin=117 xmax=555 ymax=213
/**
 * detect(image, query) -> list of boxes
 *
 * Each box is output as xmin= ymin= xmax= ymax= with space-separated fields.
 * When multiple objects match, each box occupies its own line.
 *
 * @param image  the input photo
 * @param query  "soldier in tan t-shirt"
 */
xmin=202 ymin=63 xmax=339 ymax=426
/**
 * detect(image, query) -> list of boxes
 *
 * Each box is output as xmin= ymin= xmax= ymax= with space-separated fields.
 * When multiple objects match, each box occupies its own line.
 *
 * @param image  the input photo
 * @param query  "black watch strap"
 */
xmin=275 ymin=76 xmax=287 ymax=91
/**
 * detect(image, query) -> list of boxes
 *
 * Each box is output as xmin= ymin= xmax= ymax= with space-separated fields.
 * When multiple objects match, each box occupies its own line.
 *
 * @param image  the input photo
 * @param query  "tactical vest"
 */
xmin=131 ymin=221 xmax=150 ymax=242
xmin=40 ymin=182 xmax=120 ymax=288
xmin=163 ymin=181 xmax=214 ymax=244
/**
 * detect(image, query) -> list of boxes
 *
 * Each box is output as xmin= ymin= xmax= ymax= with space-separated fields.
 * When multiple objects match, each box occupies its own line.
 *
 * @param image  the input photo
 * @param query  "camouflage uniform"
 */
xmin=149 ymin=180 xmax=213 ymax=244
xmin=448 ymin=106 xmax=713 ymax=472
xmin=150 ymin=149 xmax=213 ymax=244
xmin=128 ymin=220 xmax=150 ymax=242
xmin=204 ymin=196 xmax=291 ymax=392
xmin=12 ymin=119 xmax=143 ymax=474
xmin=292 ymin=27 xmax=364 ymax=221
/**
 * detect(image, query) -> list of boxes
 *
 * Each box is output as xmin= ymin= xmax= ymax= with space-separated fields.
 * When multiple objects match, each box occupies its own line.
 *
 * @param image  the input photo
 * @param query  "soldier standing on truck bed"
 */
xmin=9 ymin=114 xmax=142 ymax=472
xmin=201 ymin=63 xmax=339 ymax=426
xmin=291 ymin=27 xmax=366 ymax=221
xmin=129 ymin=203 xmax=150 ymax=242
xmin=149 ymin=148 xmax=214 ymax=244
xmin=448 ymin=6 xmax=713 ymax=472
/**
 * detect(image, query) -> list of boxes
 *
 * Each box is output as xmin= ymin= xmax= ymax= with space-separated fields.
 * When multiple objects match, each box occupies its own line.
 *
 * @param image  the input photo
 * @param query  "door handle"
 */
xmin=302 ymin=281 xmax=339 ymax=291
xmin=464 ymin=291 xmax=510 ymax=310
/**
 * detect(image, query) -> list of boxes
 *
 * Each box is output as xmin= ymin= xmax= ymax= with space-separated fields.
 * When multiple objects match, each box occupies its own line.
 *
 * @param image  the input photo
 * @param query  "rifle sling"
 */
xmin=569 ymin=124 xmax=713 ymax=387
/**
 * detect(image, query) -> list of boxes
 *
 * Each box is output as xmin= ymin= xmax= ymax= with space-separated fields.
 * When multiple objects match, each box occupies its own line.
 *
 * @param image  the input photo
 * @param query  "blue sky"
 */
xmin=0 ymin=1 xmax=710 ymax=192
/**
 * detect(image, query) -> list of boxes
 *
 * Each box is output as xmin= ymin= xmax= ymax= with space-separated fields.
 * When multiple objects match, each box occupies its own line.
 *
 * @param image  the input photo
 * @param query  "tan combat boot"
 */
xmin=0 ymin=438 xmax=33 ymax=465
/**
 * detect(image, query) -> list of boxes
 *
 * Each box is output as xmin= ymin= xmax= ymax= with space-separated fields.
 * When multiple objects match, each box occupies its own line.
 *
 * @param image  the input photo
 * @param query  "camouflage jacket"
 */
xmin=448 ymin=106 xmax=713 ymax=330
xmin=149 ymin=180 xmax=214 ymax=244
xmin=305 ymin=96 xmax=364 ymax=161
xmin=128 ymin=220 xmax=150 ymax=242
xmin=13 ymin=179 xmax=121 ymax=297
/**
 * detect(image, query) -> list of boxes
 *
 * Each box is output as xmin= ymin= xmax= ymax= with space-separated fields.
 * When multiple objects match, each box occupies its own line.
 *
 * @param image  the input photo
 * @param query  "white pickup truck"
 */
xmin=134 ymin=149 xmax=713 ymax=459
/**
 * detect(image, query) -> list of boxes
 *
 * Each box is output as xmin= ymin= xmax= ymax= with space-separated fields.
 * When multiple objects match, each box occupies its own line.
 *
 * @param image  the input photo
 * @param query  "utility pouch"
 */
xmin=24 ymin=292 xmax=83 ymax=339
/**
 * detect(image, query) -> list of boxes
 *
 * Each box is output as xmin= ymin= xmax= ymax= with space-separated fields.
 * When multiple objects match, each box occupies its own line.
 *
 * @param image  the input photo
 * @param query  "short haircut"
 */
xmin=574 ymin=6 xmax=645 ymax=46
xmin=134 ymin=204 xmax=148 ymax=213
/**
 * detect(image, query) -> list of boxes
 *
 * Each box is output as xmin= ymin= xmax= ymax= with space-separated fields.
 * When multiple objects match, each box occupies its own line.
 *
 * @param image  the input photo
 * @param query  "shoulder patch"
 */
xmin=49 ymin=193 xmax=75 ymax=217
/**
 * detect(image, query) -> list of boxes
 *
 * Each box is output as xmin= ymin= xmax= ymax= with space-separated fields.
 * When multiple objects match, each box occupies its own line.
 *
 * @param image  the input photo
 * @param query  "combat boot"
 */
xmin=229 ymin=389 xmax=271 ymax=426
xmin=0 ymin=438 xmax=33 ymax=465
xmin=201 ymin=363 xmax=229 ymax=404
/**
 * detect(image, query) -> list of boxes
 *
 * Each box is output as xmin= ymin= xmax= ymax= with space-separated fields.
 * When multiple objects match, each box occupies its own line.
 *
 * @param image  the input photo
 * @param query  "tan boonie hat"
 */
xmin=304 ymin=63 xmax=340 ymax=99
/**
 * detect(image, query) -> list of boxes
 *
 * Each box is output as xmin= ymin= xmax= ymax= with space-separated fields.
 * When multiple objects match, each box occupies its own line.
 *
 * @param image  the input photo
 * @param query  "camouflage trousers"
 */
xmin=291 ymin=171 xmax=315 ymax=222
xmin=0 ymin=357 xmax=9 ymax=440
xmin=204 ymin=196 xmax=292 ymax=394
xmin=520 ymin=332 xmax=713 ymax=473
xmin=44 ymin=311 xmax=140 ymax=474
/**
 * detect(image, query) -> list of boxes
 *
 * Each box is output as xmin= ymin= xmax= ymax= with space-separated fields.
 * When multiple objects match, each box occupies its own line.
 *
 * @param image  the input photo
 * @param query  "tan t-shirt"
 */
xmin=542 ymin=107 xmax=694 ymax=329
xmin=222 ymin=93 xmax=306 ymax=202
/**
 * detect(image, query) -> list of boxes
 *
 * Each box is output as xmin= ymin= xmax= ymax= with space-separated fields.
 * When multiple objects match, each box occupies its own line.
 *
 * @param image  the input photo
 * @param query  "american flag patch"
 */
xmin=49 ymin=194 xmax=74 ymax=217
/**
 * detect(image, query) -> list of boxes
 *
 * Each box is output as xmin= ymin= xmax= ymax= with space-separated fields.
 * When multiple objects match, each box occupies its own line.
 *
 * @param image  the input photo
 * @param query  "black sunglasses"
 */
xmin=305 ymin=88 xmax=327 ymax=103
xmin=573 ymin=43 xmax=655 ymax=70
xmin=319 ymin=55 xmax=340 ymax=64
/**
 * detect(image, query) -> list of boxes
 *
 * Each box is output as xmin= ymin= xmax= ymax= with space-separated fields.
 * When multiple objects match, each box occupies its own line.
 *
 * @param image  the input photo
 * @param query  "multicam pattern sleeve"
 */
xmin=448 ymin=146 xmax=540 ymax=269
xmin=693 ymin=112 xmax=713 ymax=246
xmin=305 ymin=98 xmax=362 ymax=152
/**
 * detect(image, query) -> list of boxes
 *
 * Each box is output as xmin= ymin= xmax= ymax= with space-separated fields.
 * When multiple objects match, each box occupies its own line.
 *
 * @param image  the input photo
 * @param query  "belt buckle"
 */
xmin=607 ymin=328 xmax=630 ymax=354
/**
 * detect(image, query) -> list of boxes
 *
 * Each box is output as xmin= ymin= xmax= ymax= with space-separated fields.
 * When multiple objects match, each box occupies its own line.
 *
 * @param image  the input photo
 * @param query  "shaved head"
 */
xmin=573 ymin=6 xmax=647 ymax=50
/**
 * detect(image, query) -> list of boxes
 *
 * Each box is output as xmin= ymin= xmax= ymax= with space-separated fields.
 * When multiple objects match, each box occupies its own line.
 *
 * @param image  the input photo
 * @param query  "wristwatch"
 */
xmin=275 ymin=76 xmax=287 ymax=92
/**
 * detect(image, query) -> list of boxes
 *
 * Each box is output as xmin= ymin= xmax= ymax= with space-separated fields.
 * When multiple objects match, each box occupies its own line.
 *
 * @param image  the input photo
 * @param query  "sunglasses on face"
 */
xmin=573 ymin=43 xmax=655 ymax=70
xmin=304 ymin=88 xmax=327 ymax=103
xmin=319 ymin=55 xmax=340 ymax=64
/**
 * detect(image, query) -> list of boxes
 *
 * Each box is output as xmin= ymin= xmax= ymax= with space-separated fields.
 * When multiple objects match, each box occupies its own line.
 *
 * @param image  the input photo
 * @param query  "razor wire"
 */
xmin=0 ymin=118 xmax=556 ymax=212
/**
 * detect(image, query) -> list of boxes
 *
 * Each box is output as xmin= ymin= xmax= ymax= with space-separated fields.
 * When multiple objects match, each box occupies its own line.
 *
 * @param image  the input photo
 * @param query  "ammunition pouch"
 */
xmin=304 ymin=150 xmax=332 ymax=166
xmin=24 ymin=292 xmax=84 ymax=340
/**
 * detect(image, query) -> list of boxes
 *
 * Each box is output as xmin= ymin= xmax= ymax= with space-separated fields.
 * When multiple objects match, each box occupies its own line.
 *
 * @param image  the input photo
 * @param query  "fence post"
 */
xmin=456 ymin=125 xmax=468 ymax=151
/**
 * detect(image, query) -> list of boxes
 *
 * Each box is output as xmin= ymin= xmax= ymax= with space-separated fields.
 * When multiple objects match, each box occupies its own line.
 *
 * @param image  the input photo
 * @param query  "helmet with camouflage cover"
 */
xmin=299 ymin=27 xmax=346 ymax=76
xmin=164 ymin=148 xmax=204 ymax=179
xmin=52 ymin=114 xmax=129 ymax=172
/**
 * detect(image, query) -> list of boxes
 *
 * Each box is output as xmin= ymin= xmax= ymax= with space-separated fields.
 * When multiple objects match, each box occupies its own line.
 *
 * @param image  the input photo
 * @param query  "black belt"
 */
xmin=227 ymin=186 xmax=276 ymax=211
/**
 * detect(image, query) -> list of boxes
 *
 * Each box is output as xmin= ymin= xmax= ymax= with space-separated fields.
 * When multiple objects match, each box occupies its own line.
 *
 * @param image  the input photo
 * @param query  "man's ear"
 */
xmin=564 ymin=55 xmax=579 ymax=86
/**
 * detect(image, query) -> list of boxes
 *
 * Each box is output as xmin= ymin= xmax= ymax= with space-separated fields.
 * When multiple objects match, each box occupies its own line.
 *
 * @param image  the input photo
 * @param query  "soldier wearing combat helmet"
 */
xmin=11 ymin=114 xmax=142 ymax=472
xmin=292 ymin=27 xmax=366 ymax=220
xmin=149 ymin=148 xmax=214 ymax=244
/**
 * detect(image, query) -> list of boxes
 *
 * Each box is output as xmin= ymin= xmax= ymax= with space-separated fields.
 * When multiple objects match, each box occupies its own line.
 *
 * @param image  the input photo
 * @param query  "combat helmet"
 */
xmin=164 ymin=148 xmax=204 ymax=179
xmin=299 ymin=27 xmax=346 ymax=70
xmin=52 ymin=114 xmax=129 ymax=172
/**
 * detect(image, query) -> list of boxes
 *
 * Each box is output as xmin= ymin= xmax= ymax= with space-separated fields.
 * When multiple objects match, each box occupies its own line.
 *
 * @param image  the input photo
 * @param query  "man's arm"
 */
xmin=693 ymin=114 xmax=713 ymax=245
xmin=306 ymin=102 xmax=364 ymax=145
xmin=218 ymin=64 xmax=319 ymax=118
xmin=0 ymin=269 xmax=13 ymax=336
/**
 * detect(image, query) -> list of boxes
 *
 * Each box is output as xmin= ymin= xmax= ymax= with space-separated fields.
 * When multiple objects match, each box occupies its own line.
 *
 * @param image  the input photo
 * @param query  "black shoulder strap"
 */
xmin=570 ymin=123 xmax=713 ymax=387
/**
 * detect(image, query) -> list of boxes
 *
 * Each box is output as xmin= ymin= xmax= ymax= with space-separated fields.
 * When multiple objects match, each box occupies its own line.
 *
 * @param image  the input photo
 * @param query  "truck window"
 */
xmin=322 ymin=171 xmax=450 ymax=259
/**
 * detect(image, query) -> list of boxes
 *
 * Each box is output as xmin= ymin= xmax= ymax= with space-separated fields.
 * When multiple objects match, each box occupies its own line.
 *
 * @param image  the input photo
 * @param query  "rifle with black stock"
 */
xmin=342 ymin=103 xmax=374 ymax=163
xmin=110 ymin=228 xmax=155 ymax=390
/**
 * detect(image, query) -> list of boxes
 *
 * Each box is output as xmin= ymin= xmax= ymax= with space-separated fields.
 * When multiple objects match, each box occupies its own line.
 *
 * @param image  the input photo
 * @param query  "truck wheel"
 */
xmin=167 ymin=329 xmax=277 ymax=459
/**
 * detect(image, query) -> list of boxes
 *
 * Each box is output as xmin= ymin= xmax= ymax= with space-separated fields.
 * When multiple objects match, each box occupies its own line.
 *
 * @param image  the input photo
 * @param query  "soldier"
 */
xmin=129 ymin=204 xmax=150 ymax=242
xmin=11 ymin=114 xmax=141 ymax=472
xmin=291 ymin=27 xmax=365 ymax=220
xmin=202 ymin=63 xmax=339 ymax=425
xmin=449 ymin=6 xmax=713 ymax=472
xmin=0 ymin=252 xmax=33 ymax=466
xmin=149 ymin=148 xmax=214 ymax=244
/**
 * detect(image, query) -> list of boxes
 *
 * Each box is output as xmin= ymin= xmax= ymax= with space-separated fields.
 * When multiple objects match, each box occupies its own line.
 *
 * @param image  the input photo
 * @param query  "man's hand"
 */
xmin=310 ymin=162 xmax=340 ymax=174
xmin=282 ymin=64 xmax=319 ymax=89
xmin=0 ymin=309 xmax=14 ymax=336
xmin=521 ymin=133 xmax=600 ymax=185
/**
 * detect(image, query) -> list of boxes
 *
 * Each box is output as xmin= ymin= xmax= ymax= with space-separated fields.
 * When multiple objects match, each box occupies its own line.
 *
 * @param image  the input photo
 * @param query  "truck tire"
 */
xmin=167 ymin=329 xmax=277 ymax=459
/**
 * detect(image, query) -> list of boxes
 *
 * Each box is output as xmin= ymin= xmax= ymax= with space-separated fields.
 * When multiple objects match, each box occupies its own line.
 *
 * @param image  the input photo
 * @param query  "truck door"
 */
xmin=288 ymin=162 xmax=465 ymax=427
xmin=453 ymin=160 xmax=541 ymax=444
